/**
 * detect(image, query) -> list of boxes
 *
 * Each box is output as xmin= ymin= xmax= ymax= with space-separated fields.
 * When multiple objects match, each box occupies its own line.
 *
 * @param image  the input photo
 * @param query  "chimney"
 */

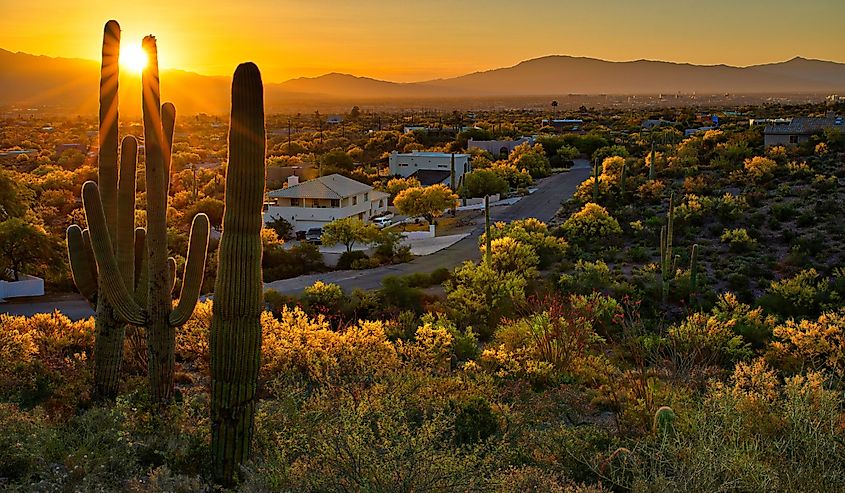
xmin=287 ymin=175 xmax=299 ymax=187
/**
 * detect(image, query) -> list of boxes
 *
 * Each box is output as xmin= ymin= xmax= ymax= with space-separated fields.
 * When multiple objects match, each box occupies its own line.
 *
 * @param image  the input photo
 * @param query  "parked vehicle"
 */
xmin=373 ymin=213 xmax=394 ymax=228
xmin=305 ymin=227 xmax=323 ymax=244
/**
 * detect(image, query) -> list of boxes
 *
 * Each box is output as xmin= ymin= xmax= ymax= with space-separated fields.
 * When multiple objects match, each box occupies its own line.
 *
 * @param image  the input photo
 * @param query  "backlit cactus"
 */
xmin=689 ymin=243 xmax=699 ymax=299
xmin=67 ymin=20 xmax=142 ymax=399
xmin=653 ymin=406 xmax=676 ymax=437
xmin=659 ymin=192 xmax=675 ymax=303
xmin=210 ymin=62 xmax=266 ymax=485
xmin=484 ymin=195 xmax=492 ymax=266
xmin=80 ymin=33 xmax=210 ymax=403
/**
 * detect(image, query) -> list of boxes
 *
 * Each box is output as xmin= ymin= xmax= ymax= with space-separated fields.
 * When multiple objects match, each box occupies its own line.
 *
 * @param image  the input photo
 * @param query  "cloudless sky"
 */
xmin=2 ymin=0 xmax=843 ymax=82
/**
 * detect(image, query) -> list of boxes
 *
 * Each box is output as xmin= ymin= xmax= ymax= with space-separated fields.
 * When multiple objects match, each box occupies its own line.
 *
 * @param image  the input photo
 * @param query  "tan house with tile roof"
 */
xmin=264 ymin=173 xmax=389 ymax=232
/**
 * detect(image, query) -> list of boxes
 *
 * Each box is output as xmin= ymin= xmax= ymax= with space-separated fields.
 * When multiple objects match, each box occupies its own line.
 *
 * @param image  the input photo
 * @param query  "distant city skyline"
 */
xmin=2 ymin=0 xmax=844 ymax=83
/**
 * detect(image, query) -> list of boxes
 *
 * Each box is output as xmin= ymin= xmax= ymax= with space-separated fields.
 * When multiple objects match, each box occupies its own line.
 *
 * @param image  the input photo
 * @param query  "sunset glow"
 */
xmin=119 ymin=43 xmax=148 ymax=73
xmin=1 ymin=0 xmax=844 ymax=83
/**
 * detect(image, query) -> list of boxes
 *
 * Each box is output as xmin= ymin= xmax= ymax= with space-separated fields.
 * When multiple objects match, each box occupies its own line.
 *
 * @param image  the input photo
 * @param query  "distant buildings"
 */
xmin=763 ymin=116 xmax=843 ymax=147
xmin=388 ymin=151 xmax=470 ymax=188
xmin=264 ymin=174 xmax=388 ymax=232
xmin=55 ymin=143 xmax=87 ymax=155
xmin=541 ymin=119 xmax=583 ymax=132
xmin=641 ymin=119 xmax=674 ymax=129
xmin=467 ymin=137 xmax=534 ymax=158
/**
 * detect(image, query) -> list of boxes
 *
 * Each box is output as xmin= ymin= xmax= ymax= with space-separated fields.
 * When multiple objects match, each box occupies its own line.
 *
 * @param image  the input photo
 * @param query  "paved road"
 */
xmin=264 ymin=163 xmax=591 ymax=295
xmin=0 ymin=163 xmax=590 ymax=319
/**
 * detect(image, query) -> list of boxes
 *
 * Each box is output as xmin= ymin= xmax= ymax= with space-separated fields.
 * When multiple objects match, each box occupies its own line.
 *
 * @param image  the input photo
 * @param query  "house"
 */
xmin=388 ymin=151 xmax=470 ymax=188
xmin=468 ymin=137 xmax=534 ymax=158
xmin=764 ymin=116 xmax=843 ymax=147
xmin=264 ymin=174 xmax=388 ymax=232
xmin=641 ymin=119 xmax=674 ymax=129
xmin=541 ymin=119 xmax=583 ymax=132
xmin=326 ymin=115 xmax=343 ymax=125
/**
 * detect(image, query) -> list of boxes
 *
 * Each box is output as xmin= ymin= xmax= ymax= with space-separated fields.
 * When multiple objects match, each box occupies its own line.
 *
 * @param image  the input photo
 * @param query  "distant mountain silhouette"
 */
xmin=2 ymin=49 xmax=843 ymax=115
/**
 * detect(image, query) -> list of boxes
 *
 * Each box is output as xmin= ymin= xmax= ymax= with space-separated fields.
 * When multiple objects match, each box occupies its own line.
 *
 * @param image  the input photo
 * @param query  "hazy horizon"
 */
xmin=2 ymin=0 xmax=844 ymax=83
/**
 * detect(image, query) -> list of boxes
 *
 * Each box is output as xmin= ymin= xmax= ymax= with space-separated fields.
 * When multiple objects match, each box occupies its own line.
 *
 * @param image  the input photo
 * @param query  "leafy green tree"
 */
xmin=185 ymin=197 xmax=225 ymax=228
xmin=321 ymin=148 xmax=355 ymax=171
xmin=322 ymin=217 xmax=378 ymax=252
xmin=462 ymin=169 xmax=509 ymax=198
xmin=0 ymin=170 xmax=30 ymax=220
xmin=509 ymin=143 xmax=550 ymax=178
xmin=267 ymin=215 xmax=294 ymax=240
xmin=383 ymin=177 xmax=421 ymax=202
xmin=394 ymin=185 xmax=459 ymax=226
xmin=0 ymin=218 xmax=58 ymax=281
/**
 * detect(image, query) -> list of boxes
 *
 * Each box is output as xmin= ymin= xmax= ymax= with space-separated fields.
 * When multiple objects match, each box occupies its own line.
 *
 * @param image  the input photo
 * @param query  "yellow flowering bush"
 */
xmin=743 ymin=156 xmax=777 ymax=182
xmin=561 ymin=203 xmax=622 ymax=244
xmin=770 ymin=309 xmax=845 ymax=373
xmin=262 ymin=306 xmax=398 ymax=385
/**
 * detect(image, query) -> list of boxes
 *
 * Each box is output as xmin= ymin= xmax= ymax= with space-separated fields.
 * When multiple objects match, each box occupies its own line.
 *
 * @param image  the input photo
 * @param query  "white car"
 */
xmin=372 ymin=214 xmax=394 ymax=228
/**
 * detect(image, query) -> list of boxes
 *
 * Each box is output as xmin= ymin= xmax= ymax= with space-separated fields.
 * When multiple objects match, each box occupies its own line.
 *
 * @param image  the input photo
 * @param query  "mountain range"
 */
xmin=2 ymin=49 xmax=844 ymax=115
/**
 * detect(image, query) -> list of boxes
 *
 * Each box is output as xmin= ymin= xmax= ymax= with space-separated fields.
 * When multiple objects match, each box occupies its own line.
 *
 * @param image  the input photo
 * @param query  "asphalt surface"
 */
xmin=0 ymin=163 xmax=590 ymax=320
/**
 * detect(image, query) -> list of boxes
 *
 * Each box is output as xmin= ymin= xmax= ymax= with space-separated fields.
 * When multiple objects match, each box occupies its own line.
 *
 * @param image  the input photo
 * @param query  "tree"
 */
xmin=462 ymin=169 xmax=508 ymax=198
xmin=322 ymin=217 xmax=378 ymax=252
xmin=321 ymin=148 xmax=354 ymax=171
xmin=185 ymin=197 xmax=225 ymax=228
xmin=383 ymin=177 xmax=421 ymax=202
xmin=0 ymin=218 xmax=57 ymax=281
xmin=349 ymin=105 xmax=361 ymax=120
xmin=394 ymin=184 xmax=459 ymax=226
xmin=267 ymin=215 xmax=294 ymax=240
xmin=0 ymin=169 xmax=30 ymax=220
xmin=509 ymin=143 xmax=550 ymax=178
xmin=561 ymin=203 xmax=622 ymax=244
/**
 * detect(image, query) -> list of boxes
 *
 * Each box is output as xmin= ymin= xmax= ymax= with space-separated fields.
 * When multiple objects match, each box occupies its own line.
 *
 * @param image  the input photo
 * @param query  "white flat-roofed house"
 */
xmin=388 ymin=151 xmax=470 ymax=188
xmin=264 ymin=174 xmax=389 ymax=232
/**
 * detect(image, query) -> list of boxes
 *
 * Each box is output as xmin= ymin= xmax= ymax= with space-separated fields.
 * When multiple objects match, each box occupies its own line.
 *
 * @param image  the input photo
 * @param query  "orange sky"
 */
xmin=2 ymin=0 xmax=844 ymax=83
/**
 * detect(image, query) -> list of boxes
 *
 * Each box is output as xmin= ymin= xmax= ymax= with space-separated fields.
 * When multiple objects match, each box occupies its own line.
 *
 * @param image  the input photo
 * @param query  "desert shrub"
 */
xmin=336 ymin=250 xmax=368 ymax=270
xmin=744 ymin=155 xmax=777 ymax=182
xmin=480 ymin=236 xmax=540 ymax=278
xmin=711 ymin=292 xmax=776 ymax=348
xmin=769 ymin=309 xmax=845 ymax=374
xmin=301 ymin=280 xmax=346 ymax=318
xmin=445 ymin=261 xmax=528 ymax=339
xmin=559 ymin=259 xmax=614 ymax=295
xmin=664 ymin=312 xmax=751 ymax=375
xmin=604 ymin=367 xmax=845 ymax=492
xmin=262 ymin=306 xmax=398 ymax=386
xmin=561 ymin=203 xmax=622 ymax=245
xmin=720 ymin=227 xmax=756 ymax=252
xmin=759 ymin=268 xmax=832 ymax=318
xmin=482 ymin=217 xmax=568 ymax=268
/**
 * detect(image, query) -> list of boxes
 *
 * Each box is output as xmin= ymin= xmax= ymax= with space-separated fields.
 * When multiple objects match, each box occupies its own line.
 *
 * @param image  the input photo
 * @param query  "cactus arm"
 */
xmin=117 ymin=135 xmax=137 ymax=286
xmin=134 ymin=227 xmax=148 ymax=305
xmin=67 ymin=225 xmax=98 ymax=306
xmin=169 ymin=213 xmax=210 ymax=326
xmin=99 ymin=20 xmax=120 ymax=245
xmin=168 ymin=257 xmax=178 ymax=294
xmin=82 ymin=181 xmax=146 ymax=325
xmin=82 ymin=229 xmax=98 ymax=287
xmin=162 ymin=102 xmax=176 ymax=199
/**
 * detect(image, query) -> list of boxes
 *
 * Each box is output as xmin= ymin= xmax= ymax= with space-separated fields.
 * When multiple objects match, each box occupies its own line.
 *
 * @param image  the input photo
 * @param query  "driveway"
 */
xmin=0 ymin=165 xmax=590 ymax=319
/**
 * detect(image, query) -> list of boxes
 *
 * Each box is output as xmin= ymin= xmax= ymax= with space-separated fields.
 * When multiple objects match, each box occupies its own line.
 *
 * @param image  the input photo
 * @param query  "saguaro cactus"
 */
xmin=484 ymin=195 xmax=492 ymax=267
xmin=689 ymin=243 xmax=699 ymax=301
xmin=81 ymin=35 xmax=210 ymax=403
xmin=659 ymin=192 xmax=675 ymax=303
xmin=67 ymin=20 xmax=140 ymax=399
xmin=593 ymin=157 xmax=600 ymax=201
xmin=210 ymin=62 xmax=266 ymax=485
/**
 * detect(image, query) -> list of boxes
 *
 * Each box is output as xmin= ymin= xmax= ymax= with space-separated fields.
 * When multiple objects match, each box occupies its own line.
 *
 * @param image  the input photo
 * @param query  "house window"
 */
xmin=789 ymin=135 xmax=799 ymax=144
xmin=331 ymin=199 xmax=340 ymax=208
xmin=352 ymin=195 xmax=358 ymax=206
xmin=364 ymin=192 xmax=369 ymax=201
xmin=290 ymin=198 xmax=300 ymax=207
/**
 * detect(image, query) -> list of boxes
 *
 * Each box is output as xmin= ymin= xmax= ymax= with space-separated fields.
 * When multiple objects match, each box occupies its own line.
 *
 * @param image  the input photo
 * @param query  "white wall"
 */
xmin=0 ymin=274 xmax=45 ymax=300
xmin=264 ymin=198 xmax=388 ymax=232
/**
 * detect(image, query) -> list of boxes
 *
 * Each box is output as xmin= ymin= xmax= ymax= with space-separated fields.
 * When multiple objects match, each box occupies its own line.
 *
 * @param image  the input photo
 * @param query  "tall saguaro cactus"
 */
xmin=210 ymin=62 xmax=266 ymax=485
xmin=81 ymin=34 xmax=210 ymax=403
xmin=659 ymin=193 xmax=675 ymax=304
xmin=67 ymin=20 xmax=139 ymax=399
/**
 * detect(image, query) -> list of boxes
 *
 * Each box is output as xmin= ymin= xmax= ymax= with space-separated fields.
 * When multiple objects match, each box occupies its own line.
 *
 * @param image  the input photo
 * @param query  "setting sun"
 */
xmin=120 ymin=43 xmax=148 ymax=73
